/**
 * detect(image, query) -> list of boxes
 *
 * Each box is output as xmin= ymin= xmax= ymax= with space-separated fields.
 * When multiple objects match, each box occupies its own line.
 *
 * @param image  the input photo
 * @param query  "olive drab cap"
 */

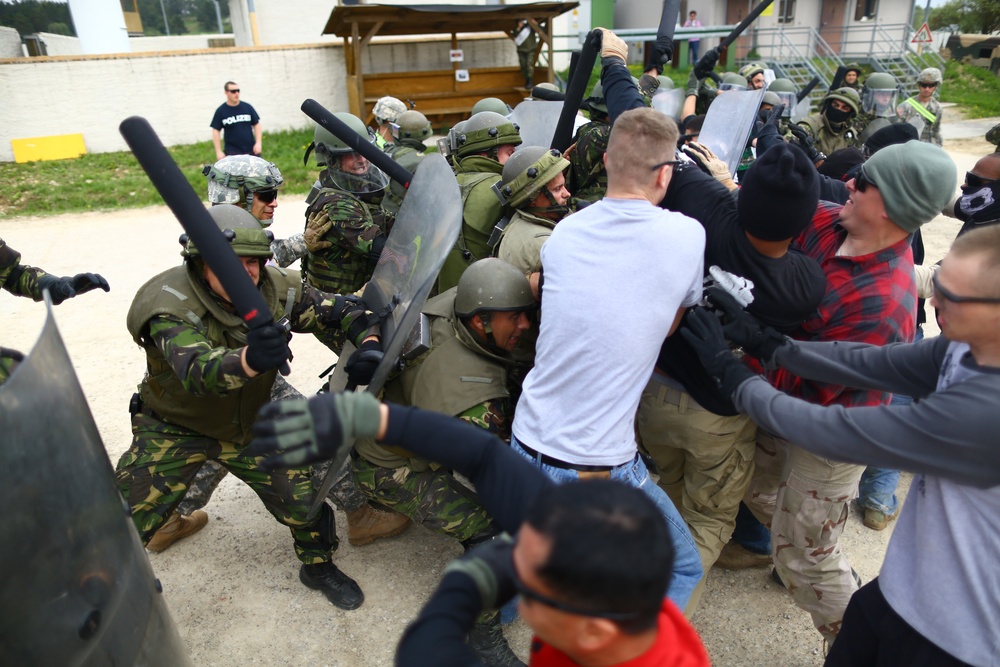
xmin=305 ymin=112 xmax=374 ymax=167
xmin=454 ymin=111 xmax=522 ymax=160
xmin=471 ymin=97 xmax=512 ymax=117
xmin=203 ymin=155 xmax=283 ymax=213
xmin=372 ymin=96 xmax=407 ymax=124
xmin=498 ymin=146 xmax=569 ymax=209
xmin=180 ymin=205 xmax=274 ymax=259
xmin=393 ymin=110 xmax=432 ymax=142
xmin=454 ymin=258 xmax=535 ymax=317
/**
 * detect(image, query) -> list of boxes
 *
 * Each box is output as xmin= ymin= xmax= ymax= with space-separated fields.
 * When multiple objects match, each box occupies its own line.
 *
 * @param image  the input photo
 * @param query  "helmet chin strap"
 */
xmin=526 ymin=187 xmax=569 ymax=220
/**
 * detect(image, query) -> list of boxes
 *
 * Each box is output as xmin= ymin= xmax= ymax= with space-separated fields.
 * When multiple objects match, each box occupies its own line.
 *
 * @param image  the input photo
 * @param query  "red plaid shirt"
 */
xmin=769 ymin=201 xmax=917 ymax=407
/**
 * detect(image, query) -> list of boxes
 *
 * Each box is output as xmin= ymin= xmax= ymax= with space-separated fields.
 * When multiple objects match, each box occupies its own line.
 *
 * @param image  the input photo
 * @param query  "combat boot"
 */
xmin=468 ymin=614 xmax=526 ymax=667
xmin=146 ymin=510 xmax=208 ymax=553
xmin=346 ymin=504 xmax=411 ymax=546
xmin=300 ymin=562 xmax=364 ymax=610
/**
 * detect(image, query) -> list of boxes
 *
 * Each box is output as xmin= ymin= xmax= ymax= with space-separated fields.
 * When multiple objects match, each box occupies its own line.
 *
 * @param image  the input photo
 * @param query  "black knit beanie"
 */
xmin=864 ymin=123 xmax=919 ymax=155
xmin=818 ymin=147 xmax=865 ymax=181
xmin=738 ymin=142 xmax=820 ymax=241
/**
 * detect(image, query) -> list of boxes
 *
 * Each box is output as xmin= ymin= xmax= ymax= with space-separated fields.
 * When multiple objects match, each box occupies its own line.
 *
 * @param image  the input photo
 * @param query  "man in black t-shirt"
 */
xmin=210 ymin=81 xmax=262 ymax=159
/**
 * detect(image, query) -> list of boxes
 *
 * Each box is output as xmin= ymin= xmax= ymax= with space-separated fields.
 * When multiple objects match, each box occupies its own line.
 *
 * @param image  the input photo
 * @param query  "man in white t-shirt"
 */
xmin=511 ymin=105 xmax=706 ymax=610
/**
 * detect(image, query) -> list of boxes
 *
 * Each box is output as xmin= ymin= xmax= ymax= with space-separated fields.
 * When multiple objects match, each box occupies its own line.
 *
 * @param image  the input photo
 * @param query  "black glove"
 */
xmin=442 ymin=534 xmax=517 ymax=611
xmin=706 ymin=286 xmax=787 ymax=362
xmin=245 ymin=322 xmax=291 ymax=374
xmin=37 ymin=272 xmax=110 ymax=305
xmin=788 ymin=124 xmax=825 ymax=164
xmin=680 ymin=307 xmax=757 ymax=398
xmin=693 ymin=46 xmax=720 ymax=81
xmin=246 ymin=391 xmax=383 ymax=470
xmin=345 ymin=339 xmax=383 ymax=388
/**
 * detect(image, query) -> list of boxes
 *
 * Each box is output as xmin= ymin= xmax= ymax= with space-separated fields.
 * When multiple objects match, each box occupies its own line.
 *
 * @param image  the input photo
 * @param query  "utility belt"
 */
xmin=129 ymin=392 xmax=165 ymax=422
xmin=515 ymin=439 xmax=636 ymax=480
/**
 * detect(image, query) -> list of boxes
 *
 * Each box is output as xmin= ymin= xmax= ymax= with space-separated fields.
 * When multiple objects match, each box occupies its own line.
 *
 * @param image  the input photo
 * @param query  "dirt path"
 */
xmin=0 ymin=139 xmax=986 ymax=666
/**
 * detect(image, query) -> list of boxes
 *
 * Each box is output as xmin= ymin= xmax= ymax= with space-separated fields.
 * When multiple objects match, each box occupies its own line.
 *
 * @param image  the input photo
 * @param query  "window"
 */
xmin=778 ymin=0 xmax=796 ymax=23
xmin=855 ymin=0 xmax=878 ymax=21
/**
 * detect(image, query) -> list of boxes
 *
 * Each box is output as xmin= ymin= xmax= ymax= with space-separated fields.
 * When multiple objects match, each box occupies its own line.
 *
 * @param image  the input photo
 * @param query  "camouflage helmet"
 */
xmin=585 ymin=81 xmax=608 ymax=115
xmin=471 ymin=97 xmax=513 ymax=117
xmin=180 ymin=205 xmax=273 ymax=259
xmin=393 ymin=110 xmax=432 ymax=142
xmin=454 ymin=111 xmax=522 ymax=160
xmin=719 ymin=72 xmax=748 ymax=91
xmin=498 ymin=146 xmax=570 ymax=209
xmin=739 ymin=61 xmax=766 ymax=84
xmin=917 ymin=67 xmax=942 ymax=85
xmin=203 ymin=155 xmax=283 ymax=217
xmin=308 ymin=112 xmax=374 ymax=166
xmin=454 ymin=258 xmax=534 ymax=317
xmin=372 ymin=96 xmax=407 ymax=125
xmin=823 ymin=86 xmax=860 ymax=116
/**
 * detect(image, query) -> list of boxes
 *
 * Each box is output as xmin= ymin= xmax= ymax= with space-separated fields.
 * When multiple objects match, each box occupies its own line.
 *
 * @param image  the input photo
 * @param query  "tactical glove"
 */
xmin=442 ymin=534 xmax=517 ymax=611
xmin=638 ymin=73 xmax=660 ymax=98
xmin=788 ymin=124 xmax=826 ymax=165
xmin=595 ymin=28 xmax=628 ymax=63
xmin=685 ymin=70 xmax=701 ymax=98
xmin=680 ymin=307 xmax=757 ymax=398
xmin=37 ymin=272 xmax=110 ymax=305
xmin=693 ymin=47 xmax=721 ymax=81
xmin=706 ymin=286 xmax=787 ymax=362
xmin=345 ymin=338 xmax=383 ymax=388
xmin=247 ymin=391 xmax=383 ymax=470
xmin=245 ymin=322 xmax=291 ymax=374
xmin=683 ymin=142 xmax=736 ymax=191
xmin=303 ymin=209 xmax=334 ymax=252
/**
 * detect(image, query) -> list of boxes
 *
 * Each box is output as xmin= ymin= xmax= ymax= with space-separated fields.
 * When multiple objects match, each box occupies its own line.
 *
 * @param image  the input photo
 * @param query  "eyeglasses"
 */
xmin=965 ymin=171 xmax=996 ymax=190
xmin=650 ymin=160 xmax=681 ymax=171
xmin=253 ymin=189 xmax=278 ymax=203
xmin=226 ymin=88 xmax=240 ymax=93
xmin=918 ymin=82 xmax=937 ymax=89
xmin=512 ymin=568 xmax=643 ymax=620
xmin=932 ymin=273 xmax=1000 ymax=304
xmin=854 ymin=167 xmax=878 ymax=192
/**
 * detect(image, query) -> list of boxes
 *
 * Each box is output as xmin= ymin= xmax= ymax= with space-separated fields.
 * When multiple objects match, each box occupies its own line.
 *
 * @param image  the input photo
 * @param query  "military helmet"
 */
xmin=761 ymin=91 xmax=782 ymax=107
xmin=719 ymin=72 xmax=748 ymax=92
xmin=767 ymin=78 xmax=798 ymax=117
xmin=917 ymin=67 xmax=942 ymax=85
xmin=499 ymin=146 xmax=570 ymax=209
xmin=454 ymin=111 xmax=523 ymax=160
xmin=861 ymin=72 xmax=899 ymax=116
xmin=471 ymin=97 xmax=512 ymax=117
xmin=203 ymin=155 xmax=283 ymax=216
xmin=534 ymin=82 xmax=559 ymax=92
xmin=767 ymin=78 xmax=797 ymax=94
xmin=309 ymin=113 xmax=374 ymax=166
xmin=823 ymin=86 xmax=860 ymax=116
xmin=844 ymin=62 xmax=863 ymax=75
xmin=739 ymin=61 xmax=766 ymax=83
xmin=372 ymin=96 xmax=407 ymax=125
xmin=585 ymin=81 xmax=608 ymax=115
xmin=454 ymin=258 xmax=534 ymax=317
xmin=863 ymin=72 xmax=897 ymax=91
xmin=180 ymin=205 xmax=273 ymax=259
xmin=393 ymin=110 xmax=432 ymax=142
xmin=656 ymin=75 xmax=674 ymax=90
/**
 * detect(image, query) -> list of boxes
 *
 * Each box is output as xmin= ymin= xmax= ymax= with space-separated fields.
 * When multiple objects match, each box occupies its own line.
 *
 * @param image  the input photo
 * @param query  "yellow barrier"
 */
xmin=11 ymin=134 xmax=87 ymax=163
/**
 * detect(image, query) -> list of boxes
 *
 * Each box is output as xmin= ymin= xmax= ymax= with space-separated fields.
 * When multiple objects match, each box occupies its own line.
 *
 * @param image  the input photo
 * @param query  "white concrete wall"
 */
xmin=129 ymin=34 xmax=233 ymax=52
xmin=37 ymin=32 xmax=82 ymax=57
xmin=0 ymin=26 xmax=22 ymax=58
xmin=68 ymin=0 xmax=131 ymax=54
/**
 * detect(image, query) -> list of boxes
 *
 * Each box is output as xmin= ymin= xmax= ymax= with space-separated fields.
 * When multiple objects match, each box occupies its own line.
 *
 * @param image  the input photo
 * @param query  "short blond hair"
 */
xmin=950 ymin=225 xmax=1000 ymax=298
xmin=605 ymin=108 xmax=679 ymax=189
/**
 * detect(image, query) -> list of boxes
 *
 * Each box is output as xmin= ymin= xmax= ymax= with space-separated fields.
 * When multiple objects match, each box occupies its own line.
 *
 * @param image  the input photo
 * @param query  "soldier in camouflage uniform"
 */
xmin=382 ymin=110 xmax=432 ymax=217
xmin=854 ymin=72 xmax=901 ymax=144
xmin=117 ymin=205 xmax=381 ymax=610
xmin=896 ymin=67 xmax=944 ymax=147
xmin=0 ymin=237 xmax=109 ymax=384
xmin=437 ymin=111 xmax=522 ymax=292
xmin=352 ymin=257 xmax=533 ymax=666
xmin=510 ymin=18 xmax=538 ymax=88
xmin=766 ymin=78 xmax=799 ymax=137
xmin=842 ymin=63 xmax=863 ymax=90
xmin=566 ymin=83 xmax=611 ymax=205
xmin=371 ymin=96 xmax=407 ymax=149
xmin=798 ymin=87 xmax=862 ymax=156
xmin=301 ymin=113 xmax=392 ymax=355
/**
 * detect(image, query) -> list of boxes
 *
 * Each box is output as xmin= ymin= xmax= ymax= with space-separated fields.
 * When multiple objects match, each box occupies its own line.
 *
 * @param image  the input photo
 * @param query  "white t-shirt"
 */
xmin=512 ymin=197 xmax=705 ymax=466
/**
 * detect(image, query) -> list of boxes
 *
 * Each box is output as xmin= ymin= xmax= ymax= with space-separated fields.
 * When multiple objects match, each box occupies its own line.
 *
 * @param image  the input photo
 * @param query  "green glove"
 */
xmin=442 ymin=534 xmax=517 ymax=611
xmin=685 ymin=69 xmax=700 ymax=98
xmin=246 ymin=391 xmax=382 ymax=470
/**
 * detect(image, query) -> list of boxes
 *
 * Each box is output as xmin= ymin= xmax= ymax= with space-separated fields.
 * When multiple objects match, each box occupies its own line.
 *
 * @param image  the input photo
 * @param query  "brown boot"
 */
xmin=146 ymin=510 xmax=209 ymax=553
xmin=714 ymin=540 xmax=772 ymax=570
xmin=346 ymin=505 xmax=410 ymax=546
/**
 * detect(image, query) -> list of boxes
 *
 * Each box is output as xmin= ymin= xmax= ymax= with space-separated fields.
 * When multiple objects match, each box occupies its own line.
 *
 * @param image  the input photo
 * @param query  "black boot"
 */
xmin=468 ymin=614 xmax=525 ymax=667
xmin=300 ymin=562 xmax=364 ymax=610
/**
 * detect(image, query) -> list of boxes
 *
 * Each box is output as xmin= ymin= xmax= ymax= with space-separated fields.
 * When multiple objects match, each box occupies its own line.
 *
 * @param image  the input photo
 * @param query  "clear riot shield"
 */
xmin=791 ymin=96 xmax=811 ymax=123
xmin=0 ymin=302 xmax=191 ymax=667
xmin=509 ymin=99 xmax=564 ymax=149
xmin=906 ymin=114 xmax=926 ymax=137
xmin=699 ymin=88 xmax=766 ymax=177
xmin=309 ymin=153 xmax=462 ymax=516
xmin=651 ymin=88 xmax=686 ymax=122
xmin=859 ymin=116 xmax=893 ymax=144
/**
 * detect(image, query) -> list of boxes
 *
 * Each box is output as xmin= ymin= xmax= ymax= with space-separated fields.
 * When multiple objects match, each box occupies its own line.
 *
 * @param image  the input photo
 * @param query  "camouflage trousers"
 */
xmin=636 ymin=379 xmax=757 ymax=598
xmin=117 ymin=412 xmax=337 ymax=564
xmin=744 ymin=430 xmax=864 ymax=644
xmin=351 ymin=454 xmax=496 ymax=545
xmin=0 ymin=348 xmax=23 ymax=386
xmin=176 ymin=374 xmax=368 ymax=516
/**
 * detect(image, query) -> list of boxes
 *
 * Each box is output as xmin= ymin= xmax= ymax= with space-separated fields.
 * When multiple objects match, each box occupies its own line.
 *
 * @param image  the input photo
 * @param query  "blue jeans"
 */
xmin=689 ymin=40 xmax=700 ymax=63
xmin=732 ymin=501 xmax=771 ymax=555
xmin=511 ymin=436 xmax=702 ymax=611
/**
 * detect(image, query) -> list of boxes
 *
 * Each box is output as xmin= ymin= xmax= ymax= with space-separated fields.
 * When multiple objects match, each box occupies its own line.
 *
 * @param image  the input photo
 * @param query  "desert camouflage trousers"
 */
xmin=744 ymin=430 xmax=864 ymax=644
xmin=176 ymin=374 xmax=367 ymax=516
xmin=116 ymin=412 xmax=337 ymax=564
xmin=351 ymin=454 xmax=496 ymax=545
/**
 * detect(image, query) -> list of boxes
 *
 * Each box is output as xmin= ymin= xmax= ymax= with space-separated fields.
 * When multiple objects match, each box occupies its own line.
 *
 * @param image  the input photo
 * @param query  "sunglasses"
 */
xmin=965 ymin=171 xmax=996 ymax=190
xmin=650 ymin=160 xmax=682 ymax=171
xmin=226 ymin=88 xmax=240 ymax=93
xmin=254 ymin=189 xmax=278 ymax=203
xmin=512 ymin=568 xmax=643 ymax=621
xmin=918 ymin=82 xmax=937 ymax=89
xmin=932 ymin=273 xmax=1000 ymax=305
xmin=854 ymin=167 xmax=878 ymax=193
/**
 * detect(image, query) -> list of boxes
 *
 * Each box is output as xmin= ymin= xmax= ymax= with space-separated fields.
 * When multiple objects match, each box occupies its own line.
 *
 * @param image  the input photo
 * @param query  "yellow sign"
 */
xmin=761 ymin=4 xmax=774 ymax=16
xmin=11 ymin=134 xmax=87 ymax=163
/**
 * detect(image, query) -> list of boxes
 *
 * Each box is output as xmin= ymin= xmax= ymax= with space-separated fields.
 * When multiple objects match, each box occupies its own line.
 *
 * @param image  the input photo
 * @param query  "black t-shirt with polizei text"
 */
xmin=210 ymin=101 xmax=260 ymax=155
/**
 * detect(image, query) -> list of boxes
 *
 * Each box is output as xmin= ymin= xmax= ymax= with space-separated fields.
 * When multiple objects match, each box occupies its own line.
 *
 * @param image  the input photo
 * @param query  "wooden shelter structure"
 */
xmin=322 ymin=2 xmax=578 ymax=127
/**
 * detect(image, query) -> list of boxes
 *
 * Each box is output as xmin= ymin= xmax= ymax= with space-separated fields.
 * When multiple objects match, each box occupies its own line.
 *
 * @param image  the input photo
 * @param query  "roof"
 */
xmin=322 ymin=2 xmax=579 ymax=38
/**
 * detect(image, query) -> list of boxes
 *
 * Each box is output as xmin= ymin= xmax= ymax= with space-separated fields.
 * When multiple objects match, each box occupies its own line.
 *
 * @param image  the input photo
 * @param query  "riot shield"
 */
xmin=791 ymin=96 xmax=811 ymax=123
xmin=0 ymin=302 xmax=191 ymax=667
xmin=859 ymin=116 xmax=893 ymax=144
xmin=651 ymin=88 xmax=686 ymax=122
xmin=906 ymin=115 xmax=926 ymax=137
xmin=509 ymin=99 xmax=564 ymax=149
xmin=699 ymin=88 xmax=766 ymax=177
xmin=309 ymin=153 xmax=462 ymax=516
